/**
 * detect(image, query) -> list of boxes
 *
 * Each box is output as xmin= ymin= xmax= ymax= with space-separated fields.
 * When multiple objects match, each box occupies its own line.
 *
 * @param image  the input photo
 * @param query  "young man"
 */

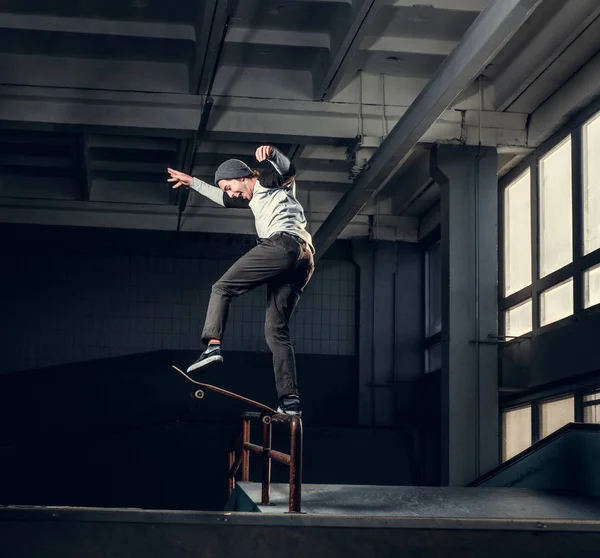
xmin=167 ymin=145 xmax=314 ymax=416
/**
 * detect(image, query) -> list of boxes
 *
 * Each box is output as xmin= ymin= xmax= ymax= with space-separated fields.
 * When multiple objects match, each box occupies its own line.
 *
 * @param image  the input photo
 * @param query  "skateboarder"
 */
xmin=167 ymin=146 xmax=314 ymax=416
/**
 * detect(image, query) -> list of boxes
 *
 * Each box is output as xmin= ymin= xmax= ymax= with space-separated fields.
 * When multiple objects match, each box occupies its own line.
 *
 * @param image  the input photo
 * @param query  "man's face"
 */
xmin=218 ymin=178 xmax=253 ymax=200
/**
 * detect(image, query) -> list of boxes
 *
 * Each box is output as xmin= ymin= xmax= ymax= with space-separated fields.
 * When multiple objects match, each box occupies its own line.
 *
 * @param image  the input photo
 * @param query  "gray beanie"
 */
xmin=214 ymin=159 xmax=253 ymax=185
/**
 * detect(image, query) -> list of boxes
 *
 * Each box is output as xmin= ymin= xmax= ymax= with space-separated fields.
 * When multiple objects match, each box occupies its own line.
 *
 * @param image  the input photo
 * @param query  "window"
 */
xmin=540 ymin=278 xmax=573 ymax=326
xmin=504 ymin=171 xmax=532 ymax=296
xmin=505 ymin=299 xmax=532 ymax=337
xmin=539 ymin=137 xmax=573 ymax=277
xmin=584 ymin=264 xmax=600 ymax=309
xmin=503 ymin=390 xmax=598 ymax=466
xmin=502 ymin=405 xmax=532 ymax=462
xmin=501 ymin=101 xmax=600 ymax=339
xmin=584 ymin=391 xmax=600 ymax=424
xmin=583 ymin=112 xmax=600 ymax=255
xmin=539 ymin=395 xmax=574 ymax=439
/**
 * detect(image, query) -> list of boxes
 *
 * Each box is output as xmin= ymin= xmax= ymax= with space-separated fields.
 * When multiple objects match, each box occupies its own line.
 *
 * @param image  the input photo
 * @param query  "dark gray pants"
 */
xmin=201 ymin=232 xmax=314 ymax=399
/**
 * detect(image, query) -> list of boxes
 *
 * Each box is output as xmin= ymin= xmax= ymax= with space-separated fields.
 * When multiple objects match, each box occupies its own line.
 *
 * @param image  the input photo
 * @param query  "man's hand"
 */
xmin=167 ymin=168 xmax=193 ymax=189
xmin=255 ymin=145 xmax=274 ymax=162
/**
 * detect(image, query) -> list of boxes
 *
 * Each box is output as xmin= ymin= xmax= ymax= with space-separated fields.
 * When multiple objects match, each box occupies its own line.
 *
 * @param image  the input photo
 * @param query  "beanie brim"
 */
xmin=214 ymin=159 xmax=254 ymax=184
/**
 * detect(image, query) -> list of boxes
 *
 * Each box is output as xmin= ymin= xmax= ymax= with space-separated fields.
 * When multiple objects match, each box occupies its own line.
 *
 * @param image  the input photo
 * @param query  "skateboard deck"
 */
xmin=172 ymin=365 xmax=276 ymax=416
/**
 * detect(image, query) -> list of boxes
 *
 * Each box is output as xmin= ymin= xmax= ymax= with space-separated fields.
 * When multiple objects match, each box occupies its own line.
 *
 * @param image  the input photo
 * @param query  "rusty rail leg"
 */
xmin=261 ymin=420 xmax=272 ymax=505
xmin=288 ymin=417 xmax=303 ymax=513
xmin=242 ymin=417 xmax=251 ymax=482
xmin=228 ymin=429 xmax=242 ymax=497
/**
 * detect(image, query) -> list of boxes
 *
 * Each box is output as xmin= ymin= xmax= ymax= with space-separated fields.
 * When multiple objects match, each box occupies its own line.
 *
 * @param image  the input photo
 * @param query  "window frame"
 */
xmin=499 ymin=373 xmax=600 ymax=462
xmin=501 ymin=393 xmax=577 ymax=461
xmin=500 ymin=97 xmax=600 ymax=338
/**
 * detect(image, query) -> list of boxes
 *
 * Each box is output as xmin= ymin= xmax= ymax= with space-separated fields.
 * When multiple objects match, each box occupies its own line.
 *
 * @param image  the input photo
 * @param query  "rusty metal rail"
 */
xmin=228 ymin=411 xmax=303 ymax=513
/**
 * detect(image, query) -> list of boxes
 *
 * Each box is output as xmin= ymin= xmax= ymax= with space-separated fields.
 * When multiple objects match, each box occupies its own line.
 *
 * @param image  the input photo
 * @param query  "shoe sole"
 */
xmin=276 ymin=407 xmax=302 ymax=417
xmin=187 ymin=354 xmax=223 ymax=373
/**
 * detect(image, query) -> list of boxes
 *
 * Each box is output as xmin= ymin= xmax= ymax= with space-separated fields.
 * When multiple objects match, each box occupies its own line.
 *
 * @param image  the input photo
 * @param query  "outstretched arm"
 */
xmin=167 ymin=168 xmax=224 ymax=206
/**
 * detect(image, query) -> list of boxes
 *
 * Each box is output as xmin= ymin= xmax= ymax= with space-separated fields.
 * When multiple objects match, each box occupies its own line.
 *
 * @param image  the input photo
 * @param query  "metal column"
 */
xmin=432 ymin=145 xmax=499 ymax=486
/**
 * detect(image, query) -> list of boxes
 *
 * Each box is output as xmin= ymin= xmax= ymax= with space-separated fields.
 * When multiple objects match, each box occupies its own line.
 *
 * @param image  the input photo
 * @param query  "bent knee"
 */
xmin=265 ymin=323 xmax=290 ymax=346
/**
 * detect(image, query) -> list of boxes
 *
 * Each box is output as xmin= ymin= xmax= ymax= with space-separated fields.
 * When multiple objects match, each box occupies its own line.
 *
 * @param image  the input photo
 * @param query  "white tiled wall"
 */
xmin=2 ymin=250 xmax=356 ymax=372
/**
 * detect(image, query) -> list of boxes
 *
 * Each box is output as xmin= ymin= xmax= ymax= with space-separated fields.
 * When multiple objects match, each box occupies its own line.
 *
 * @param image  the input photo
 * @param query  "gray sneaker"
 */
xmin=187 ymin=345 xmax=223 ymax=374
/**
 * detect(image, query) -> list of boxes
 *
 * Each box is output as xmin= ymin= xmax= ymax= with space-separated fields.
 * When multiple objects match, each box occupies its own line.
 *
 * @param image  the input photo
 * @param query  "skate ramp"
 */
xmin=469 ymin=423 xmax=600 ymax=497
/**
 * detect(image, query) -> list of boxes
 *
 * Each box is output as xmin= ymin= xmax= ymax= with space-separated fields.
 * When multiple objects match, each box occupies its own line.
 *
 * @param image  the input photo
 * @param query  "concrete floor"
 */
xmin=233 ymin=482 xmax=600 ymax=518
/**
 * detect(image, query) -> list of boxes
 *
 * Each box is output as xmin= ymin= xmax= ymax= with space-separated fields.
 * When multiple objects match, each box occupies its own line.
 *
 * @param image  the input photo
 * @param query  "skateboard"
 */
xmin=172 ymin=365 xmax=276 ymax=422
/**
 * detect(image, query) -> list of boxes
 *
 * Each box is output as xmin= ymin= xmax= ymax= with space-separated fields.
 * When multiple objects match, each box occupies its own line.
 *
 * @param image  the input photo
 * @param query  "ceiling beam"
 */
xmin=0 ymin=12 xmax=194 ymax=41
xmin=0 ymin=86 xmax=527 ymax=145
xmin=312 ymin=0 xmax=380 ymax=100
xmin=299 ymin=146 xmax=348 ymax=161
xmin=225 ymin=26 xmax=330 ymax=49
xmin=387 ymin=0 xmax=488 ymax=11
xmin=364 ymin=36 xmax=457 ymax=57
xmin=529 ymin=49 xmax=600 ymax=147
xmin=0 ymin=198 xmax=397 ymax=240
xmin=311 ymin=0 xmax=543 ymax=258
xmin=0 ymin=86 xmax=204 ymax=136
xmin=494 ymin=0 xmax=600 ymax=111
xmin=190 ymin=0 xmax=232 ymax=96
xmin=86 ymin=135 xmax=178 ymax=152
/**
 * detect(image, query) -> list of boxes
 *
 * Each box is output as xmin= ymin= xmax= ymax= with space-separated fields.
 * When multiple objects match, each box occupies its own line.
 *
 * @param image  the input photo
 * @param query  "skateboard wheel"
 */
xmin=262 ymin=415 xmax=272 ymax=425
xmin=194 ymin=389 xmax=205 ymax=399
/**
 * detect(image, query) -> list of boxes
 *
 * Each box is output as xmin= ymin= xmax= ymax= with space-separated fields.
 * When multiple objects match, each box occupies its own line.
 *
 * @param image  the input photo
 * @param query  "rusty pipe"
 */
xmin=288 ymin=416 xmax=303 ymax=513
xmin=261 ymin=421 xmax=272 ymax=505
xmin=243 ymin=443 xmax=290 ymax=465
xmin=228 ymin=447 xmax=236 ymax=496
xmin=242 ymin=418 xmax=251 ymax=482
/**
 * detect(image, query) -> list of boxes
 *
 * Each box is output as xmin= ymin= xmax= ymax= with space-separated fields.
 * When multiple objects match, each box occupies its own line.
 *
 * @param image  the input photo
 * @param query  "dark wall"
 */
xmin=0 ymin=224 xmax=357 ymax=373
xmin=0 ymin=351 xmax=413 ymax=511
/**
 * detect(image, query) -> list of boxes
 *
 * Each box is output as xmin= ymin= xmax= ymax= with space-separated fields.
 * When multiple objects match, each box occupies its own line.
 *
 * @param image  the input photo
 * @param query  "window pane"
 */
xmin=505 ymin=299 xmax=532 ymax=337
xmin=584 ymin=263 xmax=600 ymax=309
xmin=504 ymin=171 xmax=532 ymax=295
xmin=502 ymin=405 xmax=532 ymax=462
xmin=583 ymin=112 xmax=600 ymax=255
xmin=426 ymin=242 xmax=441 ymax=337
xmin=539 ymin=137 xmax=573 ymax=277
xmin=584 ymin=406 xmax=600 ymax=424
xmin=540 ymin=278 xmax=573 ymax=326
xmin=539 ymin=395 xmax=574 ymax=439
xmin=584 ymin=390 xmax=600 ymax=424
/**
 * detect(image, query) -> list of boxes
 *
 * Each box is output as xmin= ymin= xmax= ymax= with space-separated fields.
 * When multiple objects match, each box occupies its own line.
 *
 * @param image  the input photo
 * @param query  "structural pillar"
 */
xmin=352 ymin=239 xmax=423 ymax=427
xmin=352 ymin=240 xmax=396 ymax=426
xmin=432 ymin=145 xmax=499 ymax=486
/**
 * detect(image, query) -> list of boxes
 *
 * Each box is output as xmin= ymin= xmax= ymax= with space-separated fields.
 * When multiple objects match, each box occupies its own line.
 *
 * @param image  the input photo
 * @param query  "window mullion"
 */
xmin=573 ymin=127 xmax=584 ymax=313
xmin=531 ymin=400 xmax=540 ymax=444
xmin=531 ymin=161 xmax=540 ymax=330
